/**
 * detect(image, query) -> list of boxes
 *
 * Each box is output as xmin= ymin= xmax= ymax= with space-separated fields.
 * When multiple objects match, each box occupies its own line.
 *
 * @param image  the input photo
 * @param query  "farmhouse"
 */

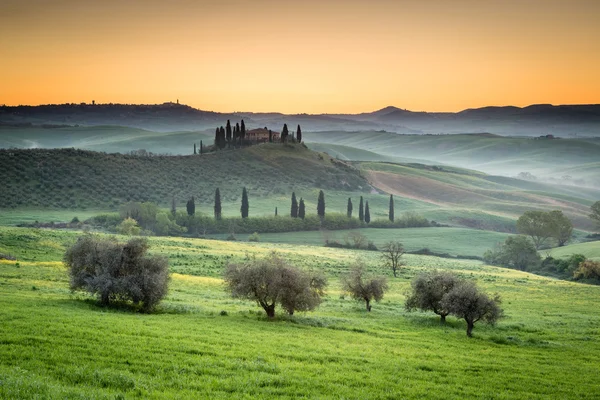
xmin=246 ymin=128 xmax=280 ymax=143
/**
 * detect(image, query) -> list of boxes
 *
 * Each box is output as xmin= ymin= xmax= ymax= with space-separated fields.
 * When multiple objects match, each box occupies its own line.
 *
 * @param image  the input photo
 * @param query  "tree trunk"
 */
xmin=466 ymin=320 xmax=474 ymax=337
xmin=440 ymin=314 xmax=446 ymax=324
xmin=264 ymin=304 xmax=276 ymax=318
xmin=100 ymin=291 xmax=109 ymax=306
xmin=366 ymin=299 xmax=371 ymax=312
xmin=392 ymin=267 xmax=397 ymax=278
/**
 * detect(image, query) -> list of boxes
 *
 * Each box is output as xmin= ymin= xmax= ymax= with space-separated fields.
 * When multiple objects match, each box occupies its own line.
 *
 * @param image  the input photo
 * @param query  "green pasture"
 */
xmin=1 ymin=226 xmax=599 ymax=398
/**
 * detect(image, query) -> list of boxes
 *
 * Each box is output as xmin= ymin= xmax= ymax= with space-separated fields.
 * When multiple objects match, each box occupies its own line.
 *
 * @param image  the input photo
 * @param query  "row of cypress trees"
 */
xmin=346 ymin=195 xmax=395 ymax=223
xmin=178 ymin=191 xmax=394 ymax=223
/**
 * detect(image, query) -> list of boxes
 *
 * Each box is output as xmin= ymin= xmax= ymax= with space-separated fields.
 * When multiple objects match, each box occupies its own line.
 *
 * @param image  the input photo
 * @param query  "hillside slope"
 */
xmin=0 ymin=144 xmax=366 ymax=209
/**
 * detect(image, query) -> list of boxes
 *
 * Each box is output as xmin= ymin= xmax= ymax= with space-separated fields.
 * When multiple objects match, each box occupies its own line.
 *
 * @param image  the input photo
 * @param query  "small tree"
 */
xmin=347 ymin=197 xmax=353 ymax=218
xmin=389 ymin=194 xmax=395 ymax=222
xmin=342 ymin=260 xmax=388 ymax=312
xmin=381 ymin=241 xmax=404 ymax=277
xmin=240 ymin=120 xmax=246 ymax=145
xmin=441 ymin=281 xmax=503 ymax=337
xmin=291 ymin=192 xmax=298 ymax=218
xmin=275 ymin=207 xmax=278 ymax=216
xmin=590 ymin=201 xmax=600 ymax=229
xmin=241 ymin=187 xmax=249 ymax=219
xmin=516 ymin=210 xmax=554 ymax=249
xmin=365 ymin=201 xmax=371 ymax=224
xmin=224 ymin=252 xmax=326 ymax=318
xmin=405 ymin=271 xmax=460 ymax=323
xmin=358 ymin=196 xmax=364 ymax=222
xmin=281 ymin=124 xmax=289 ymax=143
xmin=64 ymin=235 xmax=169 ymax=312
xmin=116 ymin=217 xmax=141 ymax=236
xmin=296 ymin=124 xmax=302 ymax=143
xmin=483 ymin=235 xmax=541 ymax=271
xmin=548 ymin=210 xmax=573 ymax=247
xmin=186 ymin=196 xmax=196 ymax=216
xmin=317 ymin=190 xmax=325 ymax=219
xmin=298 ymin=198 xmax=305 ymax=219
xmin=214 ymin=188 xmax=222 ymax=220
xmin=226 ymin=119 xmax=232 ymax=145
xmin=573 ymin=260 xmax=600 ymax=281
xmin=193 ymin=143 xmax=197 ymax=155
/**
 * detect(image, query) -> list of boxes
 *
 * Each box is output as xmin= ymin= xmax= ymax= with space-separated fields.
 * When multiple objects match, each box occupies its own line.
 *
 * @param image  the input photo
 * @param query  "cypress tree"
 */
xmin=240 ymin=120 xmax=246 ymax=144
xmin=281 ymin=124 xmax=289 ymax=143
xmin=359 ymin=196 xmax=364 ymax=222
xmin=214 ymin=188 xmax=222 ymax=220
xmin=226 ymin=120 xmax=232 ymax=144
xmin=200 ymin=140 xmax=203 ymax=154
xmin=389 ymin=194 xmax=394 ymax=222
xmin=241 ymin=187 xmax=249 ymax=218
xmin=219 ymin=126 xmax=226 ymax=149
xmin=365 ymin=201 xmax=371 ymax=224
xmin=297 ymin=124 xmax=302 ymax=143
xmin=193 ymin=143 xmax=197 ymax=154
xmin=269 ymin=129 xmax=273 ymax=143
xmin=171 ymin=196 xmax=176 ymax=216
xmin=317 ymin=190 xmax=325 ymax=219
xmin=186 ymin=196 xmax=196 ymax=216
xmin=299 ymin=198 xmax=305 ymax=219
xmin=214 ymin=127 xmax=219 ymax=148
xmin=291 ymin=192 xmax=298 ymax=218
xmin=347 ymin=197 xmax=353 ymax=218
xmin=275 ymin=207 xmax=278 ymax=216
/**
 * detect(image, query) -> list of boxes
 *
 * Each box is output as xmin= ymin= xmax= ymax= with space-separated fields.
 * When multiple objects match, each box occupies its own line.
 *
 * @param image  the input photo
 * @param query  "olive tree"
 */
xmin=381 ymin=241 xmax=404 ymax=277
xmin=224 ymin=252 xmax=326 ymax=318
xmin=405 ymin=271 xmax=461 ymax=323
xmin=589 ymin=201 xmax=600 ymax=229
xmin=64 ymin=235 xmax=169 ymax=312
xmin=441 ymin=281 xmax=503 ymax=337
xmin=342 ymin=260 xmax=388 ymax=312
xmin=516 ymin=210 xmax=554 ymax=249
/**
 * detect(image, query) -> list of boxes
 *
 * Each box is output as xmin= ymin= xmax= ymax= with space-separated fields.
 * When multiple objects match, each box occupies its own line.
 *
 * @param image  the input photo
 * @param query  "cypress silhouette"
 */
xmin=275 ymin=207 xmax=278 ymax=216
xmin=281 ymin=124 xmax=289 ymax=143
xmin=365 ymin=201 xmax=371 ymax=224
xmin=299 ymin=198 xmax=305 ymax=219
xmin=193 ymin=143 xmax=197 ymax=154
xmin=359 ymin=196 xmax=364 ymax=222
xmin=226 ymin=120 xmax=232 ymax=145
xmin=214 ymin=188 xmax=222 ymax=220
xmin=296 ymin=124 xmax=302 ymax=143
xmin=317 ymin=190 xmax=325 ymax=219
xmin=171 ymin=196 xmax=176 ymax=216
xmin=240 ymin=120 xmax=246 ymax=145
xmin=291 ymin=192 xmax=298 ymax=218
xmin=389 ymin=194 xmax=394 ymax=222
xmin=186 ymin=196 xmax=195 ymax=216
xmin=241 ymin=187 xmax=249 ymax=218
xmin=347 ymin=197 xmax=353 ymax=218
xmin=269 ymin=129 xmax=273 ymax=143
xmin=200 ymin=140 xmax=203 ymax=154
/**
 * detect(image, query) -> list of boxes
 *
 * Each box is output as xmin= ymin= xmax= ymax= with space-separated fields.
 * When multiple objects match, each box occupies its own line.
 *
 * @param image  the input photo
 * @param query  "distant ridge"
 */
xmin=1 ymin=102 xmax=600 ymax=136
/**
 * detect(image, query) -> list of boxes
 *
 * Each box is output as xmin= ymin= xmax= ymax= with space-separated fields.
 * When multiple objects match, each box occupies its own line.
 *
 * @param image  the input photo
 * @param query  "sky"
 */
xmin=1 ymin=0 xmax=600 ymax=113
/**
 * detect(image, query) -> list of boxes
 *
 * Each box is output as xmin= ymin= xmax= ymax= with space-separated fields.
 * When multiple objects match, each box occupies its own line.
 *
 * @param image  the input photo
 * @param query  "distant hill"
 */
xmin=2 ymin=102 xmax=600 ymax=136
xmin=0 ymin=144 xmax=366 ymax=210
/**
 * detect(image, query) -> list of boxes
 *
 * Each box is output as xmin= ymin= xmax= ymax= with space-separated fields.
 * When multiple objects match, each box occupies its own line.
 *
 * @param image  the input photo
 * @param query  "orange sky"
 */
xmin=1 ymin=0 xmax=599 ymax=113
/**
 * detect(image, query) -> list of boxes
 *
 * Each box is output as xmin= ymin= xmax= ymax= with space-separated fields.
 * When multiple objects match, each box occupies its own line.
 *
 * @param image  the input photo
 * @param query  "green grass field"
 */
xmin=549 ymin=241 xmax=600 ymax=261
xmin=1 ymin=226 xmax=600 ymax=398
xmin=247 ymin=227 xmax=509 ymax=258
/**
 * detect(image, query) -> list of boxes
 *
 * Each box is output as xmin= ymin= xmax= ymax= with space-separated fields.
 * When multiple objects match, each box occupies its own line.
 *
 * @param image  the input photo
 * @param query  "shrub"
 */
xmin=342 ymin=259 xmax=388 ymax=312
xmin=573 ymin=260 xmax=600 ymax=281
xmin=223 ymin=252 xmax=326 ymax=318
xmin=248 ymin=232 xmax=260 ymax=242
xmin=64 ymin=235 xmax=169 ymax=312
xmin=116 ymin=217 xmax=141 ymax=236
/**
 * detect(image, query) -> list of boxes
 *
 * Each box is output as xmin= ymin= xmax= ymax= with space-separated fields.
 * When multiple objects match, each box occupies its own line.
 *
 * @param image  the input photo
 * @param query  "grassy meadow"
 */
xmin=1 ymin=226 xmax=600 ymax=398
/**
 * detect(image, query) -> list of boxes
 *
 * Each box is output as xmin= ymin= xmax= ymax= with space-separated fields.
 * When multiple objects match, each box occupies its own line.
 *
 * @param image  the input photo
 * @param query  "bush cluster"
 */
xmin=64 ymin=235 xmax=169 ymax=312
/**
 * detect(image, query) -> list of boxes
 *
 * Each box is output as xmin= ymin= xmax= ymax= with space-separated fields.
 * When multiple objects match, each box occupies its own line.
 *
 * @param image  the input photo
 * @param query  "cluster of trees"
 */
xmin=516 ymin=210 xmax=573 ymax=248
xmin=64 ymin=235 xmax=169 ymax=312
xmin=214 ymin=120 xmax=246 ymax=150
xmin=280 ymin=124 xmax=302 ymax=143
xmin=405 ymin=271 xmax=503 ymax=337
xmin=224 ymin=254 xmax=500 ymax=337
